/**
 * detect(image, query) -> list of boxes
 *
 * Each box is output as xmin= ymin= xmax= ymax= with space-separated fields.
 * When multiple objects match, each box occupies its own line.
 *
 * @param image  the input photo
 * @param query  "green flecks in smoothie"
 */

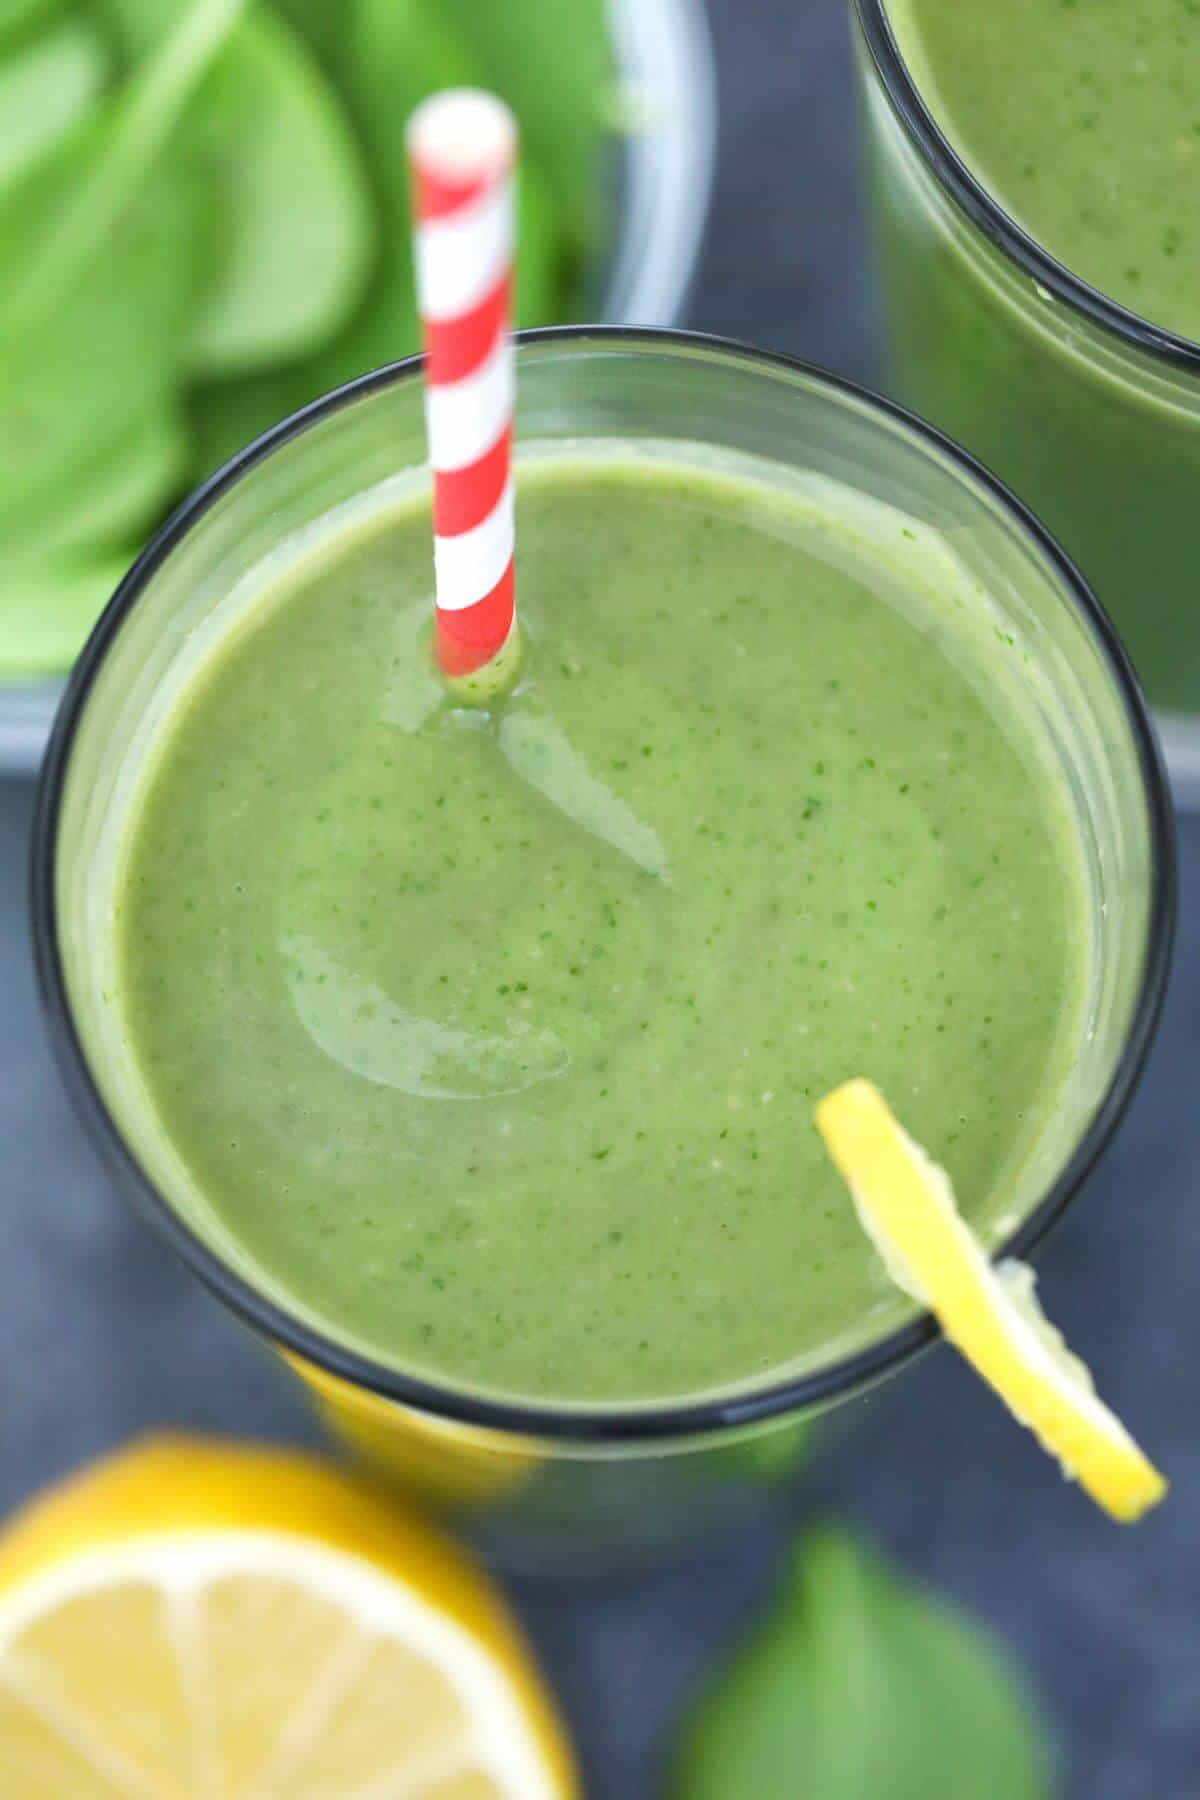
xmin=888 ymin=0 xmax=1200 ymax=340
xmin=116 ymin=458 xmax=1089 ymax=1407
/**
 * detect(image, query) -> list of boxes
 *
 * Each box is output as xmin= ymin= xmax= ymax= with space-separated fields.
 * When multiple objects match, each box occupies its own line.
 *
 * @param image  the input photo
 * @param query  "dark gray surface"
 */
xmin=3 ymin=2 xmax=1195 ymax=1795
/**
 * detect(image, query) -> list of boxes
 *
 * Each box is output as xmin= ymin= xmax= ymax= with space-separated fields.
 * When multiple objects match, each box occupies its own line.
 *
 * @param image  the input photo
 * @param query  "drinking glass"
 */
xmin=33 ymin=330 xmax=1174 ymax=1562
xmin=855 ymin=0 xmax=1200 ymax=802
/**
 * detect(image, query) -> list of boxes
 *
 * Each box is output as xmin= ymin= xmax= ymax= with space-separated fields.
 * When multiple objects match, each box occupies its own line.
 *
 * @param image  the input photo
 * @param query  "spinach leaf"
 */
xmin=189 ymin=362 xmax=308 ymax=479
xmin=0 ymin=0 xmax=244 ymax=354
xmin=351 ymin=0 xmax=560 ymax=328
xmin=436 ymin=0 xmax=614 ymax=253
xmin=0 ymin=0 xmax=64 ymax=54
xmin=186 ymin=0 xmax=461 ymax=478
xmin=190 ymin=0 xmax=566 ymax=477
xmin=2 ymin=550 xmax=130 ymax=674
xmin=0 ymin=114 xmax=198 ymax=539
xmin=0 ymin=17 xmax=108 ymax=191
xmin=268 ymin=0 xmax=350 ymax=75
xmin=0 ymin=9 xmax=216 ymax=668
xmin=189 ymin=228 xmax=414 ymax=480
xmin=182 ymin=7 xmax=374 ymax=375
xmin=514 ymin=161 xmax=561 ymax=327
xmin=95 ymin=0 xmax=373 ymax=376
xmin=32 ymin=403 xmax=190 ymax=554
xmin=0 ymin=0 xmax=614 ymax=673
xmin=352 ymin=0 xmax=480 ymax=142
xmin=669 ymin=1529 xmax=1053 ymax=1800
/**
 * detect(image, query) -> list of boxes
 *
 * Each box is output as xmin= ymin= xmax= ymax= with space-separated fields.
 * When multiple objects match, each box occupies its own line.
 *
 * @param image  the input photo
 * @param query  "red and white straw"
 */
xmin=408 ymin=90 xmax=517 ymax=680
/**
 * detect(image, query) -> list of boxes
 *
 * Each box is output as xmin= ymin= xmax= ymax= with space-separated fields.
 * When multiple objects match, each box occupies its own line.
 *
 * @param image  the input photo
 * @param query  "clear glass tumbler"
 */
xmin=32 ymin=330 xmax=1174 ymax=1564
xmin=854 ymin=0 xmax=1200 ymax=804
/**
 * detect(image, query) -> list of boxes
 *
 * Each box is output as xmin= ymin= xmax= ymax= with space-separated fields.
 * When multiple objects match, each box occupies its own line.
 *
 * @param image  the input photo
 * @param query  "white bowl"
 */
xmin=1 ymin=0 xmax=716 ymax=774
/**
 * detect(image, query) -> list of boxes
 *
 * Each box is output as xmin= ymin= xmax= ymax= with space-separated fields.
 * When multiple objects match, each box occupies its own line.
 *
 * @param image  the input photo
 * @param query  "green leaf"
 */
xmin=188 ymin=232 xmax=416 ymax=482
xmin=92 ymin=0 xmax=204 ymax=62
xmin=182 ymin=8 xmax=375 ymax=376
xmin=35 ymin=403 xmax=190 ymax=554
xmin=351 ymin=0 xmax=561 ymax=328
xmin=351 ymin=0 xmax=476 ymax=145
xmin=0 ymin=399 xmax=189 ymax=672
xmin=515 ymin=160 xmax=562 ymax=328
xmin=188 ymin=0 xmax=567 ymax=477
xmin=436 ymin=0 xmax=614 ymax=252
xmin=0 ymin=0 xmax=64 ymax=54
xmin=0 ymin=550 xmax=130 ymax=674
xmin=188 ymin=362 xmax=307 ymax=480
xmin=94 ymin=0 xmax=374 ymax=377
xmin=268 ymin=0 xmax=352 ymax=76
xmin=0 ymin=115 xmax=198 ymax=533
xmin=180 ymin=0 xmax=437 ymax=474
xmin=0 ymin=0 xmax=245 ymax=352
xmin=670 ymin=1529 xmax=1054 ymax=1800
xmin=0 ymin=0 xmax=614 ymax=679
xmin=0 ymin=7 xmax=221 ymax=669
xmin=0 ymin=17 xmax=108 ymax=191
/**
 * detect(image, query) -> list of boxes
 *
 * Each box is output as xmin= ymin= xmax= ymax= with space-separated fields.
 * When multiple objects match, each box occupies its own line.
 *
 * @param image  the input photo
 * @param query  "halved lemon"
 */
xmin=815 ymin=1079 xmax=1166 ymax=1524
xmin=0 ymin=1438 xmax=576 ymax=1797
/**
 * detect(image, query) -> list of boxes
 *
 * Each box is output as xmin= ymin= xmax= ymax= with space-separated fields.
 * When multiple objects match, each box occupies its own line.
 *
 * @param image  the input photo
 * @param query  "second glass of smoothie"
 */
xmin=856 ymin=0 xmax=1200 ymax=800
xmin=34 ymin=332 xmax=1172 ymax=1559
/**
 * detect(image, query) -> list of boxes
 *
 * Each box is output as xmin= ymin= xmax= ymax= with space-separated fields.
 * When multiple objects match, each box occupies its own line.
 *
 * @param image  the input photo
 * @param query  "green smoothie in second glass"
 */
xmin=860 ymin=0 xmax=1200 ymax=737
xmin=888 ymin=0 xmax=1200 ymax=341
xmin=114 ymin=451 xmax=1090 ymax=1407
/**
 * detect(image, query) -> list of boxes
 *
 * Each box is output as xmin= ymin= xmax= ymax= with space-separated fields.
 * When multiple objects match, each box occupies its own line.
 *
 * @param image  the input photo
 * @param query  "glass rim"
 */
xmin=31 ymin=324 xmax=1177 ymax=1446
xmin=854 ymin=0 xmax=1200 ymax=377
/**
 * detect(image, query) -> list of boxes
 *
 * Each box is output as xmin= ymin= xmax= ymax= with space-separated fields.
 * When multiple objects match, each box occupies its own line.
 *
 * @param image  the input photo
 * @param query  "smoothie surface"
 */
xmin=886 ymin=0 xmax=1200 ymax=342
xmin=116 ymin=456 xmax=1090 ymax=1406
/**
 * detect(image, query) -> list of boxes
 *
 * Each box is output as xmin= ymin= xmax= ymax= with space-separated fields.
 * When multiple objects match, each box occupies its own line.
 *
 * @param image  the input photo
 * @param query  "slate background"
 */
xmin=3 ymin=2 xmax=1196 ymax=1794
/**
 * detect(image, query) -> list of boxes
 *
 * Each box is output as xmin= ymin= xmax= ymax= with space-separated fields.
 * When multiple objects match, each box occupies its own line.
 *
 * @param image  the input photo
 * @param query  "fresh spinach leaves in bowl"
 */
xmin=0 ymin=0 xmax=616 ymax=677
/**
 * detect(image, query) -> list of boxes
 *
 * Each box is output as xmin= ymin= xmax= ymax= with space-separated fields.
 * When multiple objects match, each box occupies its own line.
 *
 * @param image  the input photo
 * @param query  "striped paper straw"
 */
xmin=408 ymin=90 xmax=518 ymax=682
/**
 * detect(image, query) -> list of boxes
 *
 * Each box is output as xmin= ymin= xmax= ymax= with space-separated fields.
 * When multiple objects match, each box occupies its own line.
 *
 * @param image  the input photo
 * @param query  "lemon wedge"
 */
xmin=815 ymin=1079 xmax=1166 ymax=1524
xmin=0 ymin=1437 xmax=576 ymax=1797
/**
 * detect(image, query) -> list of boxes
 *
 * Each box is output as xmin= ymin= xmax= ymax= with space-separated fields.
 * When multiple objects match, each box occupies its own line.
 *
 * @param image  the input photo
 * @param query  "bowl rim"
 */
xmin=31 ymin=325 xmax=1177 ymax=1446
xmin=602 ymin=0 xmax=718 ymax=329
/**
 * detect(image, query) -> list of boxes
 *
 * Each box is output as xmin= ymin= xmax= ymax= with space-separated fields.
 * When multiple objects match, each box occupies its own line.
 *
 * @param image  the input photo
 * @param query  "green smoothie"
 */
xmin=863 ymin=0 xmax=1200 ymax=725
xmin=114 ymin=454 xmax=1089 ymax=1407
xmin=888 ymin=0 xmax=1200 ymax=339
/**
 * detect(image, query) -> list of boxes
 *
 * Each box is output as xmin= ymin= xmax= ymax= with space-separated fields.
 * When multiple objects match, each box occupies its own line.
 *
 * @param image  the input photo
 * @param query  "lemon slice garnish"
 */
xmin=815 ymin=1079 xmax=1166 ymax=1523
xmin=0 ymin=1438 xmax=576 ymax=1796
